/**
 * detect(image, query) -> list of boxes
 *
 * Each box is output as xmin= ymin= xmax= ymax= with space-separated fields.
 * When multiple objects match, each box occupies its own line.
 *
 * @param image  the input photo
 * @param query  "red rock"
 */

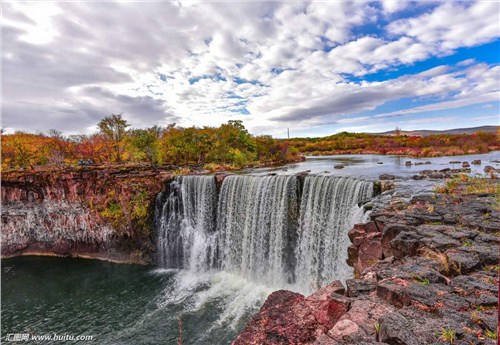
xmin=376 ymin=279 xmax=411 ymax=308
xmin=329 ymin=319 xmax=359 ymax=338
xmin=234 ymin=282 xmax=351 ymax=345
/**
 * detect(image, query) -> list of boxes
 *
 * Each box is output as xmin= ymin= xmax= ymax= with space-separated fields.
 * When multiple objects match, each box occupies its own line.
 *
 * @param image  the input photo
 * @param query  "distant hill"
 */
xmin=371 ymin=125 xmax=499 ymax=136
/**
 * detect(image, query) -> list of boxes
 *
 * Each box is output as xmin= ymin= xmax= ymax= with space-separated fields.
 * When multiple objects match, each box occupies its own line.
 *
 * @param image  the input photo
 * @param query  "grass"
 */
xmin=462 ymin=239 xmax=473 ymax=247
xmin=420 ymin=247 xmax=450 ymax=276
xmin=439 ymin=329 xmax=456 ymax=344
xmin=485 ymin=329 xmax=497 ymax=340
xmin=435 ymin=175 xmax=499 ymax=195
xmin=413 ymin=276 xmax=431 ymax=286
xmin=374 ymin=322 xmax=381 ymax=340
xmin=483 ymin=264 xmax=499 ymax=273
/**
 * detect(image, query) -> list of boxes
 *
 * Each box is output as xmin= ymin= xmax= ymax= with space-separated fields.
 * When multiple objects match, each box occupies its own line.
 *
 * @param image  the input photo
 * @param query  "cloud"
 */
xmin=1 ymin=1 xmax=499 ymax=136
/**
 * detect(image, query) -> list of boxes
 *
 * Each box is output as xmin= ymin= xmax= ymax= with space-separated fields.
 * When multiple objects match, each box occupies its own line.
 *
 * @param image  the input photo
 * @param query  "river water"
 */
xmin=2 ymin=152 xmax=499 ymax=344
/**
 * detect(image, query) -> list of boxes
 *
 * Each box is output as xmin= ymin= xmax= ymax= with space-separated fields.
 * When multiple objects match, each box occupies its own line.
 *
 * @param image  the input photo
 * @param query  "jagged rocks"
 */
xmin=236 ymin=181 xmax=499 ymax=345
xmin=345 ymin=278 xmax=376 ymax=297
xmin=233 ymin=283 xmax=351 ymax=345
xmin=379 ymin=174 xmax=396 ymax=180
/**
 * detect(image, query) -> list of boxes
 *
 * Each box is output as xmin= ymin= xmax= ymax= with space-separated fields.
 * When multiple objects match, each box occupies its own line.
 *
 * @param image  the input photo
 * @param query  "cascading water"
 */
xmin=295 ymin=176 xmax=373 ymax=291
xmin=216 ymin=175 xmax=299 ymax=287
xmin=155 ymin=174 xmax=373 ymax=293
xmin=155 ymin=175 xmax=217 ymax=271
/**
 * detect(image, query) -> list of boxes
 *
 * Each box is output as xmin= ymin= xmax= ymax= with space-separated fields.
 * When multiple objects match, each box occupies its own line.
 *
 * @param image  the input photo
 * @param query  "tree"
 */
xmin=129 ymin=126 xmax=163 ymax=164
xmin=98 ymin=114 xmax=130 ymax=162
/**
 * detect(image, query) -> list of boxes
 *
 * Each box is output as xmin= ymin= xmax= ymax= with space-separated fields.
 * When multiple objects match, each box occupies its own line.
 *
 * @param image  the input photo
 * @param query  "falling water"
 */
xmin=155 ymin=174 xmax=373 ymax=292
xmin=295 ymin=176 xmax=373 ymax=291
xmin=216 ymin=175 xmax=299 ymax=287
xmin=155 ymin=175 xmax=217 ymax=271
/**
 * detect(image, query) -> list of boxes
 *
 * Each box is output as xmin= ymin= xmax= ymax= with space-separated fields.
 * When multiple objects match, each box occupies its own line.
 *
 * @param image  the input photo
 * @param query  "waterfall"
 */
xmin=155 ymin=174 xmax=373 ymax=292
xmin=216 ymin=175 xmax=299 ymax=286
xmin=295 ymin=176 xmax=373 ymax=291
xmin=155 ymin=175 xmax=217 ymax=270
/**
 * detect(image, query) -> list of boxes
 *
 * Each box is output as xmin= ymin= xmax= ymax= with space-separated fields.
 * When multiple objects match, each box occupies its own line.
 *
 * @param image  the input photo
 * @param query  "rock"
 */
xmin=309 ymin=280 xmax=346 ymax=297
xmin=459 ymin=245 xmax=498 ymax=266
xmin=471 ymin=159 xmax=481 ymax=165
xmin=313 ymin=334 xmax=338 ymax=345
xmin=334 ymin=165 xmax=345 ymax=169
xmin=356 ymin=236 xmax=383 ymax=273
xmin=405 ymin=161 xmax=412 ymax=166
xmin=345 ymin=279 xmax=376 ymax=297
xmin=462 ymin=161 xmax=470 ymax=168
xmin=380 ymin=180 xmax=395 ymax=192
xmin=336 ymin=297 xmax=395 ymax=338
xmin=377 ymin=162 xmax=383 ymax=164
xmin=452 ymin=275 xmax=498 ymax=294
xmin=381 ymin=224 xmax=414 ymax=258
xmin=449 ymin=160 xmax=461 ymax=164
xmin=484 ymin=165 xmax=495 ymax=173
xmin=379 ymin=174 xmax=396 ymax=180
xmin=328 ymin=320 xmax=359 ymax=338
xmin=378 ymin=312 xmax=422 ymax=345
xmin=376 ymin=279 xmax=411 ymax=308
xmin=233 ymin=290 xmax=321 ymax=345
xmin=391 ymin=231 xmax=422 ymax=258
xmin=304 ymin=292 xmax=351 ymax=330
xmin=446 ymin=250 xmax=480 ymax=274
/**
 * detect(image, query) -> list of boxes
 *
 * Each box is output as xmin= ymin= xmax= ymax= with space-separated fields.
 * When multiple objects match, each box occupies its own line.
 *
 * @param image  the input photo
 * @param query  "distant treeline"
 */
xmin=1 ymin=114 xmax=297 ymax=170
xmin=1 ymin=115 xmax=498 ymax=171
xmin=285 ymin=131 xmax=499 ymax=157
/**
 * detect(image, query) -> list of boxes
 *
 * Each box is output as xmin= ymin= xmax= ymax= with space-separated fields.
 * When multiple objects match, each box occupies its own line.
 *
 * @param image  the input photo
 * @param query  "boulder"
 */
xmin=345 ymin=279 xmax=376 ymax=297
xmin=462 ymin=161 xmax=470 ymax=168
xmin=446 ymin=250 xmax=480 ymax=274
xmin=391 ymin=232 xmax=422 ymax=258
xmin=376 ymin=279 xmax=411 ymax=308
xmin=484 ymin=165 xmax=495 ymax=173
xmin=381 ymin=224 xmax=414 ymax=258
xmin=471 ymin=159 xmax=481 ymax=165
xmin=304 ymin=292 xmax=351 ymax=329
xmin=233 ymin=290 xmax=324 ymax=345
xmin=378 ymin=313 xmax=421 ymax=345
xmin=379 ymin=174 xmax=396 ymax=180
xmin=334 ymin=165 xmax=345 ymax=169
xmin=328 ymin=320 xmax=359 ymax=338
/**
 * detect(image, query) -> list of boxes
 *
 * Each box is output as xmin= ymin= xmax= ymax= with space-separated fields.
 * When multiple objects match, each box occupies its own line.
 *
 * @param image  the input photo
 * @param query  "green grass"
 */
xmin=439 ymin=329 xmax=456 ymax=344
xmin=485 ymin=329 xmax=497 ymax=340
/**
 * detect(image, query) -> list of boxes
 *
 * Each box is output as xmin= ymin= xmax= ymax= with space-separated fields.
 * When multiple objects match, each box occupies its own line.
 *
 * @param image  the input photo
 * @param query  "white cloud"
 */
xmin=1 ymin=1 xmax=499 ymax=136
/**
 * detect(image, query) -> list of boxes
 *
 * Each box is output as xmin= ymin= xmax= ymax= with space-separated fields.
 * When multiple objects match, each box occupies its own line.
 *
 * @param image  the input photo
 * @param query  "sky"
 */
xmin=2 ymin=1 xmax=500 ymax=138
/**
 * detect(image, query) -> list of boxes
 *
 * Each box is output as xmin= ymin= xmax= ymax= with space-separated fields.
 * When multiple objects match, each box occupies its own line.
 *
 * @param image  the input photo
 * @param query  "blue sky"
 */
xmin=2 ymin=1 xmax=499 ymax=137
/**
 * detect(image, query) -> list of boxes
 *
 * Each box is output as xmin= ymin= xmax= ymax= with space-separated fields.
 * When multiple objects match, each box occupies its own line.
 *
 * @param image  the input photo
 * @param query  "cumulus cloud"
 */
xmin=1 ymin=1 xmax=499 ymax=136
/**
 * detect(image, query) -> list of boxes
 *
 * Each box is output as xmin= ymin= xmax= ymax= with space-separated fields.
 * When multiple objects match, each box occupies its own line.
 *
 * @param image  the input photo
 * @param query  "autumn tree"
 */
xmin=129 ymin=126 xmax=164 ymax=164
xmin=98 ymin=114 xmax=130 ymax=162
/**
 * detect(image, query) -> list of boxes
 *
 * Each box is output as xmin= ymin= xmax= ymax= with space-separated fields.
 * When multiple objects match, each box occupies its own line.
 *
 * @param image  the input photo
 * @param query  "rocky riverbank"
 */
xmin=234 ymin=180 xmax=499 ymax=344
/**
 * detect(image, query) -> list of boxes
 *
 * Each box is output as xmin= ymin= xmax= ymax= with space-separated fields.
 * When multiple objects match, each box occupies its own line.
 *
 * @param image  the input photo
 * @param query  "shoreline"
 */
xmin=1 ymin=251 xmax=149 ymax=265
